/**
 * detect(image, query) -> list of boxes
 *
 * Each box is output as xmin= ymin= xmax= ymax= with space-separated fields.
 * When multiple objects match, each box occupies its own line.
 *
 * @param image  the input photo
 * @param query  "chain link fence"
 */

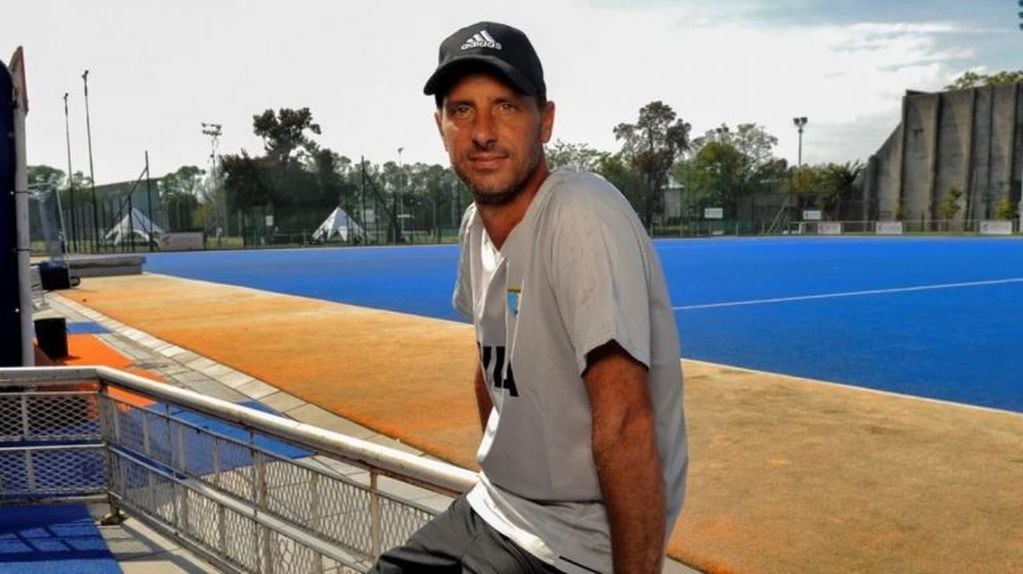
xmin=38 ymin=181 xmax=1020 ymax=256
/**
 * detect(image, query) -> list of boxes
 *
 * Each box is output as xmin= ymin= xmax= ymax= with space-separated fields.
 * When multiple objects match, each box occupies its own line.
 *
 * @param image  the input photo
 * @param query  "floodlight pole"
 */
xmin=793 ymin=116 xmax=808 ymax=169
xmin=63 ymin=92 xmax=78 ymax=252
xmin=1019 ymin=1 xmax=1023 ymax=230
xmin=397 ymin=146 xmax=404 ymax=241
xmin=201 ymin=122 xmax=222 ymax=244
xmin=145 ymin=151 xmax=154 ymax=251
xmin=792 ymin=116 xmax=808 ymax=225
xmin=360 ymin=155 xmax=366 ymax=243
xmin=82 ymin=70 xmax=99 ymax=252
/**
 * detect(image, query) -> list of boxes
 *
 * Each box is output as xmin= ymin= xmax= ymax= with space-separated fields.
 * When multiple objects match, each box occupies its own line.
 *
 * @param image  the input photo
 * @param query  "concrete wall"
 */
xmin=983 ymin=84 xmax=1018 ymax=218
xmin=933 ymin=89 xmax=972 ymax=220
xmin=865 ymin=82 xmax=1023 ymax=222
xmin=869 ymin=125 xmax=903 ymax=219
xmin=969 ymin=87 xmax=993 ymax=220
xmin=902 ymin=93 xmax=938 ymax=222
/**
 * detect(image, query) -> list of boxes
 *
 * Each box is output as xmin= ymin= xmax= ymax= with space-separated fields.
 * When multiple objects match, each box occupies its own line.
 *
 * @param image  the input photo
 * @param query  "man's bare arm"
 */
xmin=474 ymin=364 xmax=493 ymax=431
xmin=583 ymin=341 xmax=665 ymax=574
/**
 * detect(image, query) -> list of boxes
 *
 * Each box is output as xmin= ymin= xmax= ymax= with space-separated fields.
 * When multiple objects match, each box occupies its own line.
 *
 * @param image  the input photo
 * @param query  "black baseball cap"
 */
xmin=424 ymin=22 xmax=545 ymax=101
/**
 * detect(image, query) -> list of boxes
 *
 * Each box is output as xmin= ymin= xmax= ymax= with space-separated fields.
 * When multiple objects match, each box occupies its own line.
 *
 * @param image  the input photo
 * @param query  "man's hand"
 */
xmin=584 ymin=341 xmax=665 ymax=574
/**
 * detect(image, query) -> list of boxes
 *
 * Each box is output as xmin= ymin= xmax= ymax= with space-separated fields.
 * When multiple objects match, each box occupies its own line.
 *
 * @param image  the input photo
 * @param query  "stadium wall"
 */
xmin=865 ymin=82 xmax=1023 ymax=223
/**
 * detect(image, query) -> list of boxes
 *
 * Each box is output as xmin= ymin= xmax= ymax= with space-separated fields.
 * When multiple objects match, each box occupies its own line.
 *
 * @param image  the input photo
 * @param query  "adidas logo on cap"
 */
xmin=461 ymin=29 xmax=502 ymax=50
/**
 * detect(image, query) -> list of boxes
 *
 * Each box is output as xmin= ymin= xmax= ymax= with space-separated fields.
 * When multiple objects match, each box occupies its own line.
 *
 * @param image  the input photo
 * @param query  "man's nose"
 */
xmin=471 ymin=110 xmax=497 ymax=149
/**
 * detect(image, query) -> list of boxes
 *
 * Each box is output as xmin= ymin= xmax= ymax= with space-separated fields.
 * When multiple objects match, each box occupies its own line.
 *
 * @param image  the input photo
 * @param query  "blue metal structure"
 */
xmin=0 ymin=60 xmax=22 ymax=366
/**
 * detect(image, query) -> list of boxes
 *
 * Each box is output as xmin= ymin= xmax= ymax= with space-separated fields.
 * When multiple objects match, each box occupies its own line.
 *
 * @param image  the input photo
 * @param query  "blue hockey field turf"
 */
xmin=141 ymin=236 xmax=1023 ymax=413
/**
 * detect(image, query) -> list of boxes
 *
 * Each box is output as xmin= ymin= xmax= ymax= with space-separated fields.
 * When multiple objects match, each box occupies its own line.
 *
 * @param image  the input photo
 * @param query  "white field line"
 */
xmin=674 ymin=277 xmax=1023 ymax=311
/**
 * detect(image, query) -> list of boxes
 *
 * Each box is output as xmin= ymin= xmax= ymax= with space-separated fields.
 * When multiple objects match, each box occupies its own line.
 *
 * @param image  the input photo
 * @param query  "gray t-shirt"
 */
xmin=453 ymin=168 xmax=687 ymax=574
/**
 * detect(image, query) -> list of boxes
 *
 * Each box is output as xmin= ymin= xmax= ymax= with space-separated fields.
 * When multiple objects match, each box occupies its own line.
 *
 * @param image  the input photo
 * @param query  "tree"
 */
xmin=58 ymin=170 xmax=93 ymax=210
xmin=160 ymin=165 xmax=205 ymax=197
xmin=613 ymin=101 xmax=691 ymax=226
xmin=252 ymin=107 xmax=321 ymax=165
xmin=27 ymin=165 xmax=65 ymax=188
xmin=994 ymin=196 xmax=1017 ymax=220
xmin=406 ymin=162 xmax=461 ymax=236
xmin=818 ymin=162 xmax=863 ymax=219
xmin=945 ymin=70 xmax=1023 ymax=90
xmin=789 ymin=162 xmax=863 ymax=220
xmin=678 ymin=123 xmax=785 ymax=218
xmin=311 ymin=148 xmax=356 ymax=210
xmin=596 ymin=154 xmax=647 ymax=216
xmin=70 ymin=171 xmax=92 ymax=189
xmin=683 ymin=140 xmax=748 ymax=210
xmin=546 ymin=140 xmax=604 ymax=171
xmin=223 ymin=107 xmax=340 ymax=238
xmin=693 ymin=123 xmax=778 ymax=167
xmin=221 ymin=152 xmax=274 ymax=210
xmin=938 ymin=187 xmax=963 ymax=223
xmin=159 ymin=165 xmax=206 ymax=231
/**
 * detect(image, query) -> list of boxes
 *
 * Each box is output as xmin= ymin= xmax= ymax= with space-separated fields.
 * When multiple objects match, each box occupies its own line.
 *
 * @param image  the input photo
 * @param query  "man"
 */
xmin=371 ymin=21 xmax=687 ymax=574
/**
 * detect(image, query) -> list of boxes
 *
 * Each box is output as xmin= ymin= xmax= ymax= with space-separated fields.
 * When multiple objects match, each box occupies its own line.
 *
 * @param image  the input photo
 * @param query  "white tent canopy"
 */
xmin=105 ymin=207 xmax=164 ymax=245
xmin=312 ymin=207 xmax=363 ymax=242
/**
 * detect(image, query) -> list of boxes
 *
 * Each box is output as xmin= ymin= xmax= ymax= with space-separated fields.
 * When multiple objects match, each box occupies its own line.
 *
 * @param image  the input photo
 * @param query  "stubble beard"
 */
xmin=456 ymin=139 xmax=543 ymax=207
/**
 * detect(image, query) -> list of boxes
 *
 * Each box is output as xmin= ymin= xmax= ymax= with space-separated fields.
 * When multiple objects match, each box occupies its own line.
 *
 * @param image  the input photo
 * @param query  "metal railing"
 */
xmin=0 ymin=366 xmax=478 ymax=573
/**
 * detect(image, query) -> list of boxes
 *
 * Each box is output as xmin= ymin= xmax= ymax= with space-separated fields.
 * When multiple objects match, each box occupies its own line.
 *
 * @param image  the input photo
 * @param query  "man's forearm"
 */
xmin=593 ymin=409 xmax=666 ymax=574
xmin=584 ymin=343 xmax=666 ymax=574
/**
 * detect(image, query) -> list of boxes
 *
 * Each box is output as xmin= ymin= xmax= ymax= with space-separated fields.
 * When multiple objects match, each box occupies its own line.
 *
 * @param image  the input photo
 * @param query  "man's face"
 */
xmin=435 ymin=73 xmax=554 ymax=205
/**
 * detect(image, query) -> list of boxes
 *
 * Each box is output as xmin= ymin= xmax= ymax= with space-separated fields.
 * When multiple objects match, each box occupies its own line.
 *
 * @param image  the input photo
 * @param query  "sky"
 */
xmin=3 ymin=0 xmax=1020 ymax=185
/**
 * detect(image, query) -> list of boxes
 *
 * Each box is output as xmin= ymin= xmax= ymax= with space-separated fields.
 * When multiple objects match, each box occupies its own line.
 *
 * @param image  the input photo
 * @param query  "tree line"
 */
xmin=28 ymin=68 xmax=1022 ymax=243
xmin=24 ymin=104 xmax=866 ymax=241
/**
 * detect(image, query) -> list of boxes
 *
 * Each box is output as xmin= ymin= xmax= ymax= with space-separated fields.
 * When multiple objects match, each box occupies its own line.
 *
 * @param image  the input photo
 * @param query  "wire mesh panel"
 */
xmin=0 ymin=445 xmax=106 ymax=499
xmin=103 ymin=395 xmax=445 ymax=572
xmin=0 ymin=388 xmax=105 ymax=501
xmin=377 ymin=493 xmax=436 ymax=551
xmin=30 ymin=393 xmax=100 ymax=440
xmin=0 ymin=394 xmax=22 ymax=439
xmin=295 ymin=467 xmax=374 ymax=556
xmin=0 ymin=391 xmax=100 ymax=442
xmin=2 ymin=369 xmax=474 ymax=574
xmin=111 ymin=449 xmax=367 ymax=574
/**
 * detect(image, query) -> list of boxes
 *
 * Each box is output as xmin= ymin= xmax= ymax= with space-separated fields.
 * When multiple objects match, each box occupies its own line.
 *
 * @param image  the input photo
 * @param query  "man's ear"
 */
xmin=435 ymin=109 xmax=448 ymax=152
xmin=540 ymin=101 xmax=555 ymax=144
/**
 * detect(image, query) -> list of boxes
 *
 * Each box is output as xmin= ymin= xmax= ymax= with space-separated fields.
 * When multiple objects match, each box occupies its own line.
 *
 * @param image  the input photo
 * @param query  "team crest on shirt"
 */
xmin=506 ymin=288 xmax=521 ymax=316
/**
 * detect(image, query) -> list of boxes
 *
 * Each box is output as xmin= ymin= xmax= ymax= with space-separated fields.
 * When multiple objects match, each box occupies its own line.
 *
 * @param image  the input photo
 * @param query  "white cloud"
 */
xmin=3 ymin=0 xmax=980 ymax=182
xmin=541 ymin=4 xmax=972 ymax=165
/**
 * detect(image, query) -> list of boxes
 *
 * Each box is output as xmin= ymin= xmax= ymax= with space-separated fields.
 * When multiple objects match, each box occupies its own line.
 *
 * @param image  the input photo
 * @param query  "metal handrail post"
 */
xmin=255 ymin=449 xmax=273 ymax=574
xmin=98 ymin=378 xmax=125 ymax=523
xmin=177 ymin=423 xmax=190 ymax=529
xmin=370 ymin=470 xmax=382 ymax=558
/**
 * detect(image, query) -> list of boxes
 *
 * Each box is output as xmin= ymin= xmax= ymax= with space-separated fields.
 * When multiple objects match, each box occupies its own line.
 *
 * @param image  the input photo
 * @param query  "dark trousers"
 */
xmin=368 ymin=495 xmax=561 ymax=574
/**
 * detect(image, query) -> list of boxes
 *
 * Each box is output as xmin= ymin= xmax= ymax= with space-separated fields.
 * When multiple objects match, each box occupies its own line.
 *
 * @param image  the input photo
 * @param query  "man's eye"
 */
xmin=451 ymin=105 xmax=472 ymax=118
xmin=496 ymin=102 xmax=517 ymax=113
